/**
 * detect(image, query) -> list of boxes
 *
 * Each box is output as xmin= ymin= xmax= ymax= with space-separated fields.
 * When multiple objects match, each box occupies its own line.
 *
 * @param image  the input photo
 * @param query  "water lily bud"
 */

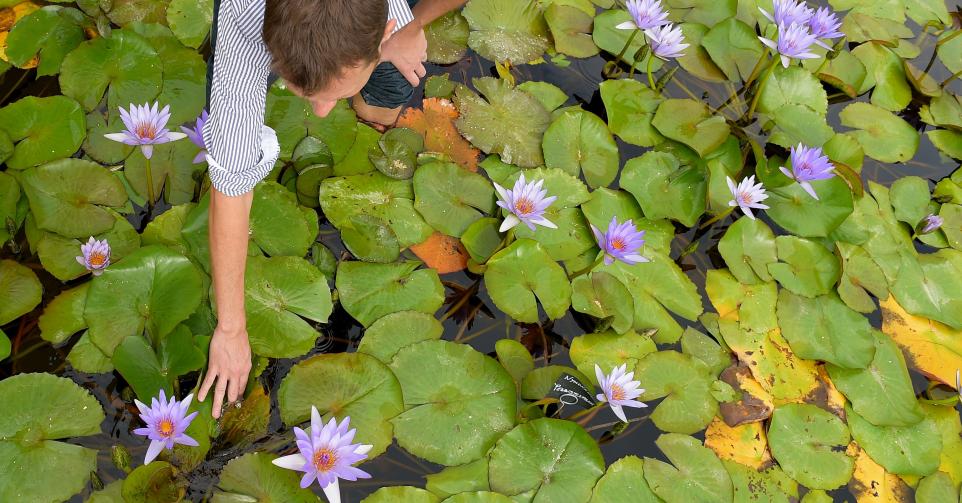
xmin=917 ymin=214 xmax=943 ymax=234
xmin=112 ymin=445 xmax=133 ymax=474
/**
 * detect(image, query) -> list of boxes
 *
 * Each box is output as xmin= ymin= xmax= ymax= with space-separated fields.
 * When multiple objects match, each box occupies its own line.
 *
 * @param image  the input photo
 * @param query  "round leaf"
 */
xmin=59 ymin=29 xmax=162 ymax=111
xmin=461 ymin=0 xmax=549 ymax=63
xmin=0 ymin=96 xmax=85 ymax=169
xmin=643 ymin=433 xmax=733 ymax=503
xmin=336 ymin=261 xmax=444 ymax=327
xmin=768 ymin=403 xmax=854 ymax=490
xmin=635 ymin=350 xmax=718 ymax=434
xmin=0 ymin=259 xmax=41 ymax=325
xmin=542 ymin=108 xmax=618 ymax=188
xmin=414 ymin=161 xmax=495 ymax=237
xmin=358 ymin=310 xmax=443 ymax=364
xmin=484 ymin=239 xmax=572 ymax=322
xmin=212 ymin=452 xmax=321 ymax=502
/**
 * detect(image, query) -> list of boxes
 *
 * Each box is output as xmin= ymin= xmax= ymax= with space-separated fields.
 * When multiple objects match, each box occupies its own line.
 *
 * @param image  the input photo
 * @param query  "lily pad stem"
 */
xmin=699 ymin=206 xmax=735 ymax=229
xmin=646 ymin=56 xmax=656 ymax=89
xmin=568 ymin=254 xmax=606 ymax=280
xmin=571 ymin=403 xmax=604 ymax=424
xmin=940 ymin=67 xmax=962 ymax=87
xmin=144 ymin=155 xmax=156 ymax=207
xmin=745 ymin=57 xmax=779 ymax=121
xmin=604 ymin=29 xmax=640 ymax=78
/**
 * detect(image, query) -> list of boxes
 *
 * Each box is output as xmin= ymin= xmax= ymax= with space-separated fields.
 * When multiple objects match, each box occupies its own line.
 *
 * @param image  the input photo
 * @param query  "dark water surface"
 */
xmin=1 ymin=10 xmax=960 ymax=501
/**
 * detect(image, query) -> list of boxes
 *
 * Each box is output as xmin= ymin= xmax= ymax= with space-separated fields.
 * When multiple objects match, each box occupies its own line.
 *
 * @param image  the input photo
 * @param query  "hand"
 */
xmin=380 ymin=22 xmax=428 ymax=86
xmin=199 ymin=325 xmax=252 ymax=419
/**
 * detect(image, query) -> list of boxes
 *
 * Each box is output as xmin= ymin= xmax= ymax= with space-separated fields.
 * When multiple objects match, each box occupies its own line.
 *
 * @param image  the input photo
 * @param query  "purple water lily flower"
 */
xmin=759 ymin=0 xmax=813 ymax=27
xmin=493 ymin=174 xmax=558 ymax=232
xmin=132 ymin=389 xmax=199 ymax=465
xmin=727 ymin=175 xmax=770 ymax=220
xmin=591 ymin=216 xmax=648 ymax=266
xmin=180 ymin=109 xmax=208 ymax=164
xmin=595 ymin=364 xmax=646 ymax=423
xmin=759 ymin=22 xmax=820 ymax=68
xmin=104 ymin=102 xmax=187 ymax=159
xmin=808 ymin=7 xmax=844 ymax=50
xmin=644 ymin=23 xmax=689 ymax=60
xmin=76 ymin=236 xmax=110 ymax=276
xmin=616 ymin=0 xmax=670 ymax=31
xmin=919 ymin=214 xmax=943 ymax=234
xmin=778 ymin=143 xmax=836 ymax=200
xmin=272 ymin=406 xmax=372 ymax=503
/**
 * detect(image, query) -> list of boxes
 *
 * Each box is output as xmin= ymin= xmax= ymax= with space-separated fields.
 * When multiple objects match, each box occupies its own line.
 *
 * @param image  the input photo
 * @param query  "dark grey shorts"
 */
xmin=206 ymin=0 xmax=418 ymax=110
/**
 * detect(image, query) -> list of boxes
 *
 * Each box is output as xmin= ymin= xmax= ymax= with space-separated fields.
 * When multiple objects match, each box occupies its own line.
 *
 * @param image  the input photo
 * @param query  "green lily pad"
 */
xmin=244 ymin=255 xmax=331 ymax=358
xmin=37 ymin=211 xmax=140 ymax=281
xmin=767 ymin=236 xmax=841 ymax=298
xmin=212 ymin=452 xmax=321 ymax=502
xmin=142 ymin=202 xmax=194 ymax=255
xmin=414 ymin=161 xmax=495 ymax=237
xmin=340 ymin=214 xmax=401 ymax=263
xmin=675 ymin=22 xmax=728 ymax=83
xmin=122 ymin=460 xmax=184 ymax=502
xmin=249 ymin=182 xmax=318 ymax=257
xmin=769 ymin=403 xmax=855 ymax=490
xmin=766 ymin=103 xmax=836 ymax=149
xmin=570 ymin=329 xmax=656 ymax=382
xmin=390 ymin=340 xmax=516 ymax=466
xmin=545 ymin=3 xmax=598 ymax=58
xmin=461 ymin=0 xmax=549 ymax=63
xmin=166 ymin=0 xmax=212 ymax=49
xmin=816 ymin=50 xmax=867 ymax=98
xmin=59 ymin=29 xmax=162 ymax=111
xmin=278 ymin=352 xmax=404 ymax=458
xmin=484 ymin=239 xmax=572 ymax=322
xmin=701 ymin=17 xmax=765 ymax=82
xmin=759 ymin=66 xmax=828 ymax=118
xmin=128 ymin=23 xmax=207 ymax=127
xmin=67 ymin=331 xmax=114 ymax=373
xmin=776 ymin=290 xmax=876 ymax=368
xmin=20 ymin=158 xmax=128 ymax=238
xmin=723 ymin=461 xmax=798 ymax=503
xmin=425 ymin=458 xmax=490 ymax=498
xmin=83 ymin=110 xmax=134 ymax=165
xmin=364 ymin=487 xmax=441 ymax=503
xmin=840 ymin=102 xmax=919 ymax=163
xmin=599 ymin=79 xmax=664 ymax=147
xmin=681 ymin=327 xmax=731 ymax=377
xmin=517 ymin=81 xmax=568 ymax=112
xmin=620 ymin=151 xmax=708 ymax=227
xmin=0 ymin=96 xmax=85 ymax=170
xmin=591 ymin=9 xmax=664 ymax=70
xmin=851 ymin=42 xmax=911 ymax=112
xmin=651 ymin=99 xmax=730 ymax=157
xmin=0 ymin=329 xmax=8 ymax=361
xmin=643 ymin=433 xmax=733 ymax=503
xmin=336 ymin=261 xmax=444 ymax=327
xmin=461 ymin=217 xmax=502 ymax=264
xmin=488 ymin=418 xmax=605 ymax=501
xmin=494 ymin=339 xmax=534 ymax=386
xmin=598 ymin=253 xmax=704 ymax=344
xmin=455 ymin=77 xmax=551 ymax=168
xmin=38 ymin=283 xmax=89 ymax=345
xmin=358 ymin=311 xmax=443 ymax=364
xmin=542 ymin=108 xmax=618 ymax=188
xmin=890 ymin=249 xmax=962 ymax=329
xmin=520 ymin=365 xmax=593 ymax=400
xmin=570 ymin=272 xmax=635 ymax=334
xmin=767 ymin=178 xmax=854 ymax=237
xmin=112 ymin=335 xmax=171 ymax=399
xmin=426 ymin=11 xmax=469 ymax=64
xmin=124 ymin=139 xmax=205 ymax=206
xmin=589 ymin=456 xmax=660 ymax=503
xmin=0 ymin=171 xmax=19 ymax=243
xmin=579 ymin=187 xmax=674 ymax=254
xmin=718 ymin=216 xmax=777 ymax=284
xmin=827 ymin=330 xmax=924 ymax=426
xmin=4 ymin=6 xmax=83 ymax=76
xmin=370 ymin=127 xmax=422 ymax=180
xmin=85 ymin=245 xmax=204 ymax=355
xmin=889 ymin=175 xmax=931 ymax=226
xmin=265 ymin=87 xmax=356 ymax=162
xmin=0 ymin=373 xmax=104 ymax=503
xmin=929 ymin=130 xmax=962 ymax=161
xmin=319 ymin=172 xmax=433 ymax=248
xmin=0 ymin=259 xmax=42 ymax=326
xmin=847 ymin=404 xmax=941 ymax=476
xmin=916 ymin=472 xmax=959 ymax=503
xmin=635 ymin=350 xmax=718 ymax=434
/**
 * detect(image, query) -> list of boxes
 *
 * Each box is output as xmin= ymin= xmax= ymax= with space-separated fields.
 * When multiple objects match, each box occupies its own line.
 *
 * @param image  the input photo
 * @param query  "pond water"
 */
xmin=2 ymin=0 xmax=961 ymax=501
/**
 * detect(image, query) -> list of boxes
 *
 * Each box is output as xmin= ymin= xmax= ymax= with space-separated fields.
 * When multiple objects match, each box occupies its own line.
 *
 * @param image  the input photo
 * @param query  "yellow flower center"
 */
xmin=136 ymin=123 xmax=157 ymax=140
xmin=610 ymin=238 xmax=626 ymax=251
xmin=313 ymin=448 xmax=337 ymax=472
xmin=609 ymin=383 xmax=626 ymax=401
xmin=158 ymin=419 xmax=175 ymax=438
xmin=514 ymin=198 xmax=534 ymax=215
xmin=88 ymin=252 xmax=107 ymax=267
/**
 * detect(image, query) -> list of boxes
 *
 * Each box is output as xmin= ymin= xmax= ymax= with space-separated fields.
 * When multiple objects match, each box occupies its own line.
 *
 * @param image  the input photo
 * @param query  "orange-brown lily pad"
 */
xmin=410 ymin=231 xmax=470 ymax=274
xmin=398 ymin=97 xmax=480 ymax=172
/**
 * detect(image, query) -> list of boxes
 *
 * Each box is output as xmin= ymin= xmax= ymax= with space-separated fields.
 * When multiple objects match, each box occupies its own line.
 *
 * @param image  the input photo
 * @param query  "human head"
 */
xmin=263 ymin=0 xmax=395 ymax=117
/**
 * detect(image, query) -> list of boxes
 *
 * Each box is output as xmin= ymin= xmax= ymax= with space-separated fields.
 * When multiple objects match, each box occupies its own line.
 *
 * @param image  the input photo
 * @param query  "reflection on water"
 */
xmin=1 ymin=13 xmax=960 ymax=501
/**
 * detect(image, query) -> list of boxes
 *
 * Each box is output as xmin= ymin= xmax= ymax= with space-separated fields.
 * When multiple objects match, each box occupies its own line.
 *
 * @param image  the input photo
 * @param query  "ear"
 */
xmin=382 ymin=18 xmax=397 ymax=44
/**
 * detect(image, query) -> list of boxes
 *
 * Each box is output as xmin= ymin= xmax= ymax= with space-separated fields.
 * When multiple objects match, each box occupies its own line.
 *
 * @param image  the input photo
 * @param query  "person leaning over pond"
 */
xmin=198 ymin=0 xmax=466 ymax=418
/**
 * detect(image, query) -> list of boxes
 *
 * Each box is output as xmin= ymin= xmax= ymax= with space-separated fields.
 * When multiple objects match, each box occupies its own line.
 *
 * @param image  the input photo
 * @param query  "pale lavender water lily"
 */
xmin=615 ymin=0 xmax=670 ymax=31
xmin=591 ymin=216 xmax=648 ymax=266
xmin=759 ymin=0 xmax=813 ymax=27
xmin=493 ymin=174 xmax=558 ymax=232
xmin=104 ymin=102 xmax=186 ymax=159
xmin=595 ymin=364 xmax=646 ymax=423
xmin=180 ymin=109 xmax=208 ymax=164
xmin=272 ymin=406 xmax=372 ymax=503
xmin=778 ymin=143 xmax=835 ymax=200
xmin=808 ymin=7 xmax=844 ymax=50
xmin=644 ymin=23 xmax=689 ymax=60
xmin=727 ymin=175 xmax=770 ymax=220
xmin=759 ymin=22 xmax=820 ymax=68
xmin=132 ymin=389 xmax=199 ymax=464
xmin=75 ymin=236 xmax=110 ymax=276
xmin=919 ymin=214 xmax=943 ymax=234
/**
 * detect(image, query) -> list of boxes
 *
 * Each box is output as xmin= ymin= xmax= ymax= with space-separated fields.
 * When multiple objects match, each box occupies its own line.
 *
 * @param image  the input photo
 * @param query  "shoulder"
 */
xmin=221 ymin=0 xmax=267 ymax=42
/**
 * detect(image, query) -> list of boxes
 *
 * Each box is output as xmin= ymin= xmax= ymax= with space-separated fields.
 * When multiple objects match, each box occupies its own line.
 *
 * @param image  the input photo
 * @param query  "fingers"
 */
xmin=228 ymin=372 xmax=243 ymax=403
xmin=401 ymin=68 xmax=420 ymax=87
xmin=212 ymin=377 xmax=228 ymax=419
xmin=415 ymin=62 xmax=427 ymax=78
xmin=198 ymin=368 xmax=218 ymax=402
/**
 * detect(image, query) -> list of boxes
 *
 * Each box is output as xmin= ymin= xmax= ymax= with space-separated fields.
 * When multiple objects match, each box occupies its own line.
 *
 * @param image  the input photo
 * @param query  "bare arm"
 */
xmin=200 ymin=188 xmax=253 ymax=418
xmin=411 ymin=0 xmax=468 ymax=26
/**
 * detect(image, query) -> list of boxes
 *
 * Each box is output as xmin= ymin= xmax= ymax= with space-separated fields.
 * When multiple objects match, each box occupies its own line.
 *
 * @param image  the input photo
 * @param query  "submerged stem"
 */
xmin=144 ymin=155 xmax=156 ymax=206
xmin=745 ymin=57 xmax=779 ymax=121
xmin=605 ymin=29 xmax=640 ymax=78
xmin=646 ymin=56 xmax=656 ymax=89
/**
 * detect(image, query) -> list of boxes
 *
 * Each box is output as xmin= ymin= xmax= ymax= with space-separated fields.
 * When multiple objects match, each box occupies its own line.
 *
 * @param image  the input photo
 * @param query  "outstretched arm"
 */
xmin=381 ymin=0 xmax=468 ymax=86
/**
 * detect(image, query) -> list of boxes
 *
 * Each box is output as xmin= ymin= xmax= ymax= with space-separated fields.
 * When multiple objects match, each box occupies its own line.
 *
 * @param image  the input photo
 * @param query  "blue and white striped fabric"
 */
xmin=203 ymin=0 xmax=415 ymax=196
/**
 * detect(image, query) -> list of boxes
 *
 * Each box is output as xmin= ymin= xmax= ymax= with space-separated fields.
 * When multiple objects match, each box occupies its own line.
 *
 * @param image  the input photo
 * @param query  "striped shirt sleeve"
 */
xmin=388 ymin=0 xmax=415 ymax=29
xmin=203 ymin=0 xmax=277 ymax=197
